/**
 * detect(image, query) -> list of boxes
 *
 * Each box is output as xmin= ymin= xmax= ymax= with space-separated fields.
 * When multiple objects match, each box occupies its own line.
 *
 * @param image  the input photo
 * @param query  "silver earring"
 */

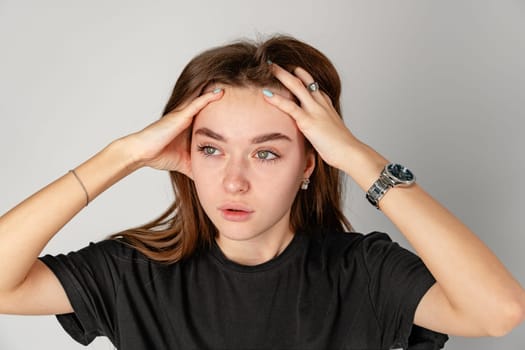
xmin=301 ymin=178 xmax=310 ymax=190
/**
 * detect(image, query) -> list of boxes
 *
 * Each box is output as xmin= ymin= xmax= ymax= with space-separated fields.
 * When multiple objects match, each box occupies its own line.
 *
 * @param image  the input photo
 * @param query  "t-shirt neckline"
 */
xmin=210 ymin=232 xmax=305 ymax=273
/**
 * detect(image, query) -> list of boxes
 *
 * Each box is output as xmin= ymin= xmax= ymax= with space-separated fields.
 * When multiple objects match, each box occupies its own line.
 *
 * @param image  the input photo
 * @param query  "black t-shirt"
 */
xmin=39 ymin=230 xmax=448 ymax=349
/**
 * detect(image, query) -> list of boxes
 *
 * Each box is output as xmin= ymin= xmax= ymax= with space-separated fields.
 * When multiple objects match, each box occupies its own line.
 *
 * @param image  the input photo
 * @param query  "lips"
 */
xmin=218 ymin=203 xmax=253 ymax=212
xmin=218 ymin=203 xmax=254 ymax=222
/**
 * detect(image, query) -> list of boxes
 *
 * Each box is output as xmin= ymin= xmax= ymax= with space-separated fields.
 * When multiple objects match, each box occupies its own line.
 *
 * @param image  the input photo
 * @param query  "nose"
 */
xmin=222 ymin=158 xmax=250 ymax=194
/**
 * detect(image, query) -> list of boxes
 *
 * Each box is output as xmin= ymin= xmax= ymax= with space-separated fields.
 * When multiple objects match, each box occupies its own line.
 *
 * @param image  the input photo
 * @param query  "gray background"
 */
xmin=1 ymin=0 xmax=524 ymax=349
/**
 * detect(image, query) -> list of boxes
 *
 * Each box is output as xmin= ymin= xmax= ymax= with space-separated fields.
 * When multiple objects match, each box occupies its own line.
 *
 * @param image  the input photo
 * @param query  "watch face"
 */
xmin=386 ymin=163 xmax=415 ymax=183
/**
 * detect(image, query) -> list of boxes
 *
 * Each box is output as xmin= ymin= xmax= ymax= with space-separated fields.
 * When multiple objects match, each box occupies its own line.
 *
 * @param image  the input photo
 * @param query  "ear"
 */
xmin=303 ymin=150 xmax=316 ymax=179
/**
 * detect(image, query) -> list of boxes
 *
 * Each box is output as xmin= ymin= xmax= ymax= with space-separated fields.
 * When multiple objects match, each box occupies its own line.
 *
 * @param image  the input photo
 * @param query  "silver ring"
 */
xmin=307 ymin=81 xmax=319 ymax=92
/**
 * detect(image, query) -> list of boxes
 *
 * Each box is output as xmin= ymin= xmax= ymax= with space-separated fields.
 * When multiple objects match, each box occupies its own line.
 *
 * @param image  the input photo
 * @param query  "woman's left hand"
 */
xmin=262 ymin=63 xmax=359 ymax=170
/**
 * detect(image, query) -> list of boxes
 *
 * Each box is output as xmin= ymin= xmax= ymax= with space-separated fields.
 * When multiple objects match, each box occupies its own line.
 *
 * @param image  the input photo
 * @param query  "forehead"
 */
xmin=193 ymin=86 xmax=299 ymax=140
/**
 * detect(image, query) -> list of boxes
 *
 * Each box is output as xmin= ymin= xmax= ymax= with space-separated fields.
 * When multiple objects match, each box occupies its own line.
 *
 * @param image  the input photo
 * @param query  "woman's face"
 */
xmin=190 ymin=85 xmax=315 ymax=244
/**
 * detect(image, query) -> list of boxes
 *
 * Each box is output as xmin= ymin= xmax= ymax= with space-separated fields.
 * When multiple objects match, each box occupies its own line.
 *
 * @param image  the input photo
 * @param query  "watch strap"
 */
xmin=366 ymin=169 xmax=392 ymax=209
xmin=366 ymin=163 xmax=416 ymax=209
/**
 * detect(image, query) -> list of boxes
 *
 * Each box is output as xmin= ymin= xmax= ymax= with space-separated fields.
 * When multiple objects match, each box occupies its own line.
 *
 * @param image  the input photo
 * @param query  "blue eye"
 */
xmin=255 ymin=150 xmax=278 ymax=161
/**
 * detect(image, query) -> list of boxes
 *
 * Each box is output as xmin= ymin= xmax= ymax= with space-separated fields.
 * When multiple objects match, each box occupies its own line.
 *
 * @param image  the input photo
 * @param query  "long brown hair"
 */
xmin=109 ymin=34 xmax=352 ymax=263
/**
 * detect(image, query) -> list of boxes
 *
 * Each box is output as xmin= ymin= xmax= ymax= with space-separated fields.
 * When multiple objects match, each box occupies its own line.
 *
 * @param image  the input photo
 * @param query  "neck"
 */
xmin=215 ymin=229 xmax=295 ymax=266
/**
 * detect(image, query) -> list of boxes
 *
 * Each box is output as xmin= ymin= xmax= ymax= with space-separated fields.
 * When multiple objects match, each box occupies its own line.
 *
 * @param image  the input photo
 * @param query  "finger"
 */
xmin=172 ymin=83 xmax=208 ymax=111
xmin=292 ymin=67 xmax=328 ymax=105
xmin=269 ymin=63 xmax=316 ymax=108
xmin=320 ymin=91 xmax=334 ymax=107
xmin=291 ymin=66 xmax=335 ymax=107
xmin=262 ymin=88 xmax=310 ymax=126
xmin=165 ymin=88 xmax=224 ymax=128
xmin=181 ymin=87 xmax=224 ymax=119
xmin=146 ymin=88 xmax=223 ymax=149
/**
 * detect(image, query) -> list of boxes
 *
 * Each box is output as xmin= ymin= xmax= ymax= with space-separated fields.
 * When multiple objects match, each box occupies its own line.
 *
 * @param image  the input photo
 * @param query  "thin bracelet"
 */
xmin=69 ymin=169 xmax=90 ymax=206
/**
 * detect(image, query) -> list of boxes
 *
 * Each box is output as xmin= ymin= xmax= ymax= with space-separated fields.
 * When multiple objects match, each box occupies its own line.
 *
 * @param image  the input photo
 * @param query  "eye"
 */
xmin=198 ymin=145 xmax=221 ymax=157
xmin=255 ymin=150 xmax=279 ymax=161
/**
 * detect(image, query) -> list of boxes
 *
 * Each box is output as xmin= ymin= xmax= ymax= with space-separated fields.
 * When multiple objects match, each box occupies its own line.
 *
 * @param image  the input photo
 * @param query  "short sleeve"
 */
xmin=360 ymin=232 xmax=437 ymax=349
xmin=38 ymin=239 xmax=125 ymax=346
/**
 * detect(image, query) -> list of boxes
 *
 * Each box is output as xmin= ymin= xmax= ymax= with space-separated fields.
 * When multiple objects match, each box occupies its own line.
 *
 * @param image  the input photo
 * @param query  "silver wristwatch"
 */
xmin=366 ymin=163 xmax=416 ymax=209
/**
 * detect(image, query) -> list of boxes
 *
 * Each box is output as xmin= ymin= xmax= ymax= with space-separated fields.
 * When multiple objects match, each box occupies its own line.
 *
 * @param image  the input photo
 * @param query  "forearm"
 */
xmin=0 ymin=139 xmax=137 ymax=293
xmin=343 ymin=139 xmax=525 ymax=330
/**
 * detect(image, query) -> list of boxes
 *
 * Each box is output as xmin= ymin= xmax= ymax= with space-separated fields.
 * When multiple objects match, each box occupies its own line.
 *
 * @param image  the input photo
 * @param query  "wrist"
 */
xmin=69 ymin=139 xmax=140 ymax=204
xmin=339 ymin=140 xmax=389 ymax=192
xmin=108 ymin=136 xmax=146 ymax=173
xmin=366 ymin=163 xmax=417 ymax=209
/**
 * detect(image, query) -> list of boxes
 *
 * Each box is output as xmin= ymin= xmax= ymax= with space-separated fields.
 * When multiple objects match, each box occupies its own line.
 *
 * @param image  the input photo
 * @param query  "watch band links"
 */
xmin=365 ymin=163 xmax=416 ymax=210
xmin=366 ymin=172 xmax=392 ymax=209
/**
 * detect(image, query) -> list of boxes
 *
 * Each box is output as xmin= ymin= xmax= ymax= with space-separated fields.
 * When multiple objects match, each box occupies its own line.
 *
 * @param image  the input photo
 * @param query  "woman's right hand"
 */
xmin=123 ymin=88 xmax=224 ymax=176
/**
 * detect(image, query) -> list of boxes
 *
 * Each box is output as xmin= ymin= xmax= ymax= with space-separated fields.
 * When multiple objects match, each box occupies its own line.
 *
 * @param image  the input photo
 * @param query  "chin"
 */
xmin=215 ymin=224 xmax=260 ymax=242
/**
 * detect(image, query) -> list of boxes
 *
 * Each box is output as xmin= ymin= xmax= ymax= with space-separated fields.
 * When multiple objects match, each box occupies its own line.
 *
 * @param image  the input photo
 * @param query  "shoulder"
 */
xmin=307 ymin=229 xmax=395 ymax=257
xmin=40 ymin=238 xmax=159 ymax=278
xmin=301 ymin=229 xmax=396 ymax=269
xmin=324 ymin=230 xmax=393 ymax=245
xmin=72 ymin=238 xmax=149 ymax=262
xmin=45 ymin=238 xmax=177 ymax=291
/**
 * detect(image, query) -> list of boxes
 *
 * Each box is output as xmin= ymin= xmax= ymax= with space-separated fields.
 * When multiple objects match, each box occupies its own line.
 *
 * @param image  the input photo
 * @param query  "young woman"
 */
xmin=0 ymin=34 xmax=524 ymax=350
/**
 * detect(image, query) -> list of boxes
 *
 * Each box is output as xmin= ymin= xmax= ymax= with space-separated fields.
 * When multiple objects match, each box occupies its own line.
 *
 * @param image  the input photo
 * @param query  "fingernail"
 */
xmin=262 ymin=89 xmax=274 ymax=97
xmin=212 ymin=88 xmax=223 ymax=94
xmin=266 ymin=59 xmax=272 ymax=65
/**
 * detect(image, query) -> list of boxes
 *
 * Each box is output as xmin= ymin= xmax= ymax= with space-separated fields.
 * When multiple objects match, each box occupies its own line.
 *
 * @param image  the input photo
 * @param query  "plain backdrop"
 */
xmin=1 ymin=0 xmax=524 ymax=349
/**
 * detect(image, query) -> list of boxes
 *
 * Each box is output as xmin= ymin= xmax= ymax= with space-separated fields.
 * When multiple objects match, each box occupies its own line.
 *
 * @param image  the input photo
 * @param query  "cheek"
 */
xmin=190 ymin=150 xmax=215 ymax=199
xmin=191 ymin=172 xmax=217 ymax=217
xmin=256 ymin=157 xmax=306 ymax=196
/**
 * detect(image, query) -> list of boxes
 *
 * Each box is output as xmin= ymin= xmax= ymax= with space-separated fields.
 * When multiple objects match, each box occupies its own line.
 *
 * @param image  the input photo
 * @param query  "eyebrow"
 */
xmin=194 ymin=127 xmax=292 ymax=144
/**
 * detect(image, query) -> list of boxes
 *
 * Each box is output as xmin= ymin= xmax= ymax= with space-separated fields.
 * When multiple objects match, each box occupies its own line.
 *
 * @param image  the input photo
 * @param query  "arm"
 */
xmin=0 ymin=141 xmax=135 ymax=314
xmin=0 ymin=88 xmax=223 ymax=315
xmin=341 ymin=139 xmax=525 ymax=337
xmin=264 ymin=63 xmax=525 ymax=337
